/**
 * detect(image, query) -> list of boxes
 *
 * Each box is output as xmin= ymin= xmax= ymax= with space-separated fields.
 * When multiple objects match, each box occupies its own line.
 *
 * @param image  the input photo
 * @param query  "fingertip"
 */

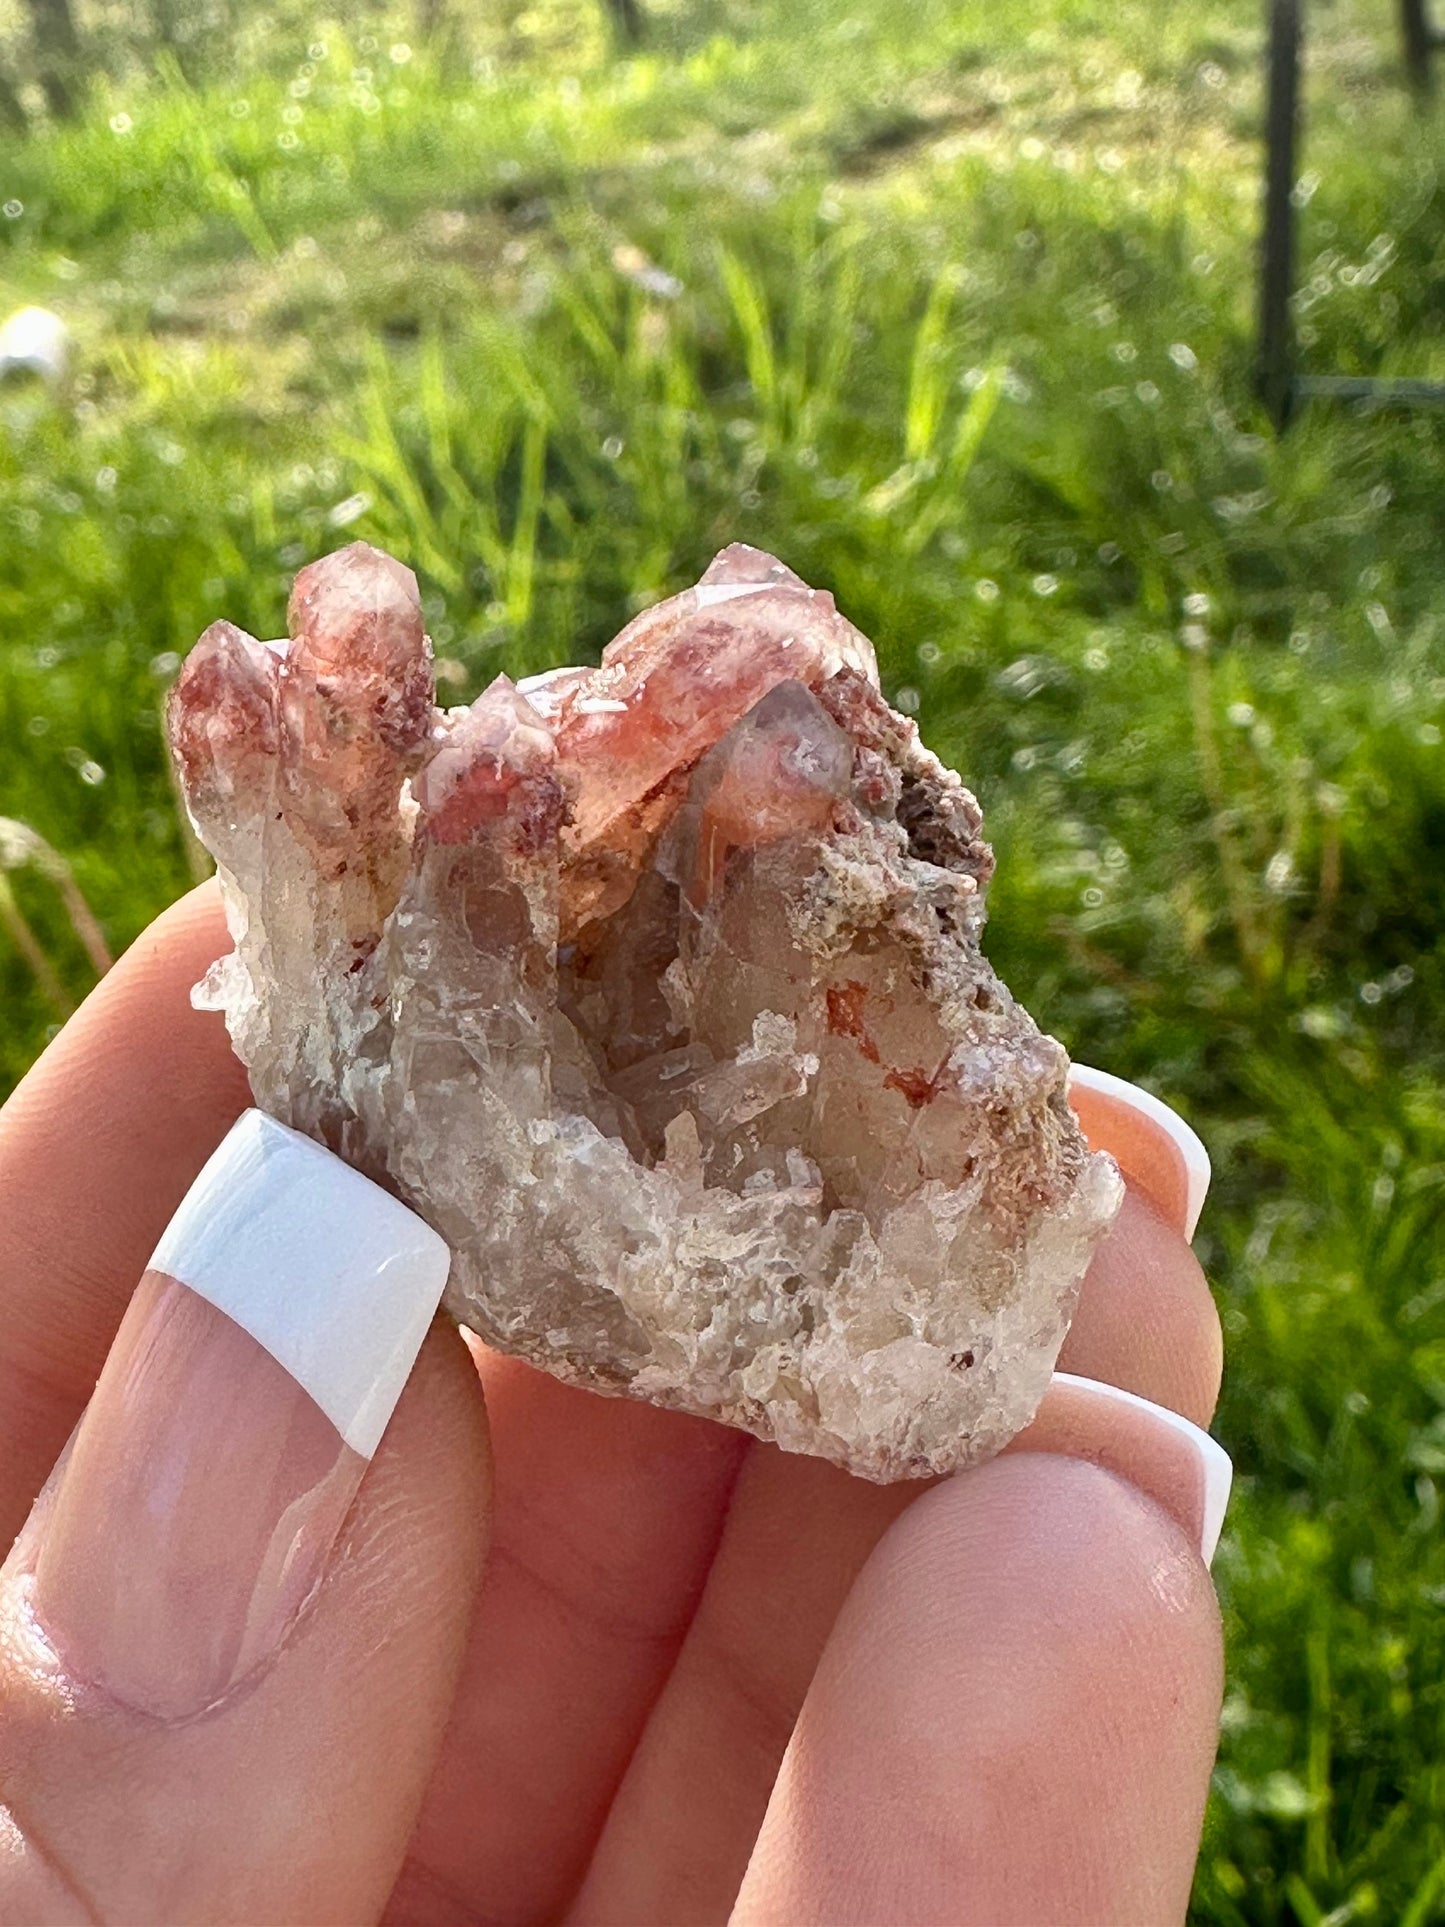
xmin=1014 ymin=1373 xmax=1233 ymax=1568
xmin=734 ymin=1455 xmax=1223 ymax=1926
xmin=911 ymin=1456 xmax=1227 ymax=1782
xmin=804 ymin=1453 xmax=1225 ymax=1816
xmin=1068 ymin=1063 xmax=1211 ymax=1240
xmin=130 ymin=876 xmax=226 ymax=956
xmin=1057 ymin=1184 xmax=1223 ymax=1429
xmin=898 ymin=1452 xmax=1223 ymax=1663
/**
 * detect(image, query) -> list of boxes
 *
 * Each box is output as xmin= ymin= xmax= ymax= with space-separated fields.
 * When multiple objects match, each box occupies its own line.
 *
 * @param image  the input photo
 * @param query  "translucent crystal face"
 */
xmin=169 ymin=540 xmax=1122 ymax=1481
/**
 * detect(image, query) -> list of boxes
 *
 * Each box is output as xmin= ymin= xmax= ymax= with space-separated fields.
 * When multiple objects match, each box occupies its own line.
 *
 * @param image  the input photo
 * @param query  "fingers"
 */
xmin=1005 ymin=1372 xmax=1231 ymax=1567
xmin=1058 ymin=1066 xmax=1221 ymax=1427
xmin=726 ymin=1084 xmax=1226 ymax=1926
xmin=0 ymin=880 xmax=246 ymax=1547
xmin=1057 ymin=1186 xmax=1222 ymax=1427
xmin=731 ymin=1454 xmax=1224 ymax=1926
xmin=568 ymin=1449 xmax=915 ymax=1927
xmin=0 ymin=1115 xmax=489 ymax=1926
xmin=571 ymin=1074 xmax=1223 ymax=1926
xmin=389 ymin=1356 xmax=746 ymax=1927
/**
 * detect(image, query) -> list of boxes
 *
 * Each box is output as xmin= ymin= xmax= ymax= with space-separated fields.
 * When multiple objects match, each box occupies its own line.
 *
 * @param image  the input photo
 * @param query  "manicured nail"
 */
xmin=1007 ymin=1372 xmax=1232 ymax=1566
xmin=24 ymin=1110 xmax=449 ymax=1720
xmin=1066 ymin=1063 xmax=1211 ymax=1239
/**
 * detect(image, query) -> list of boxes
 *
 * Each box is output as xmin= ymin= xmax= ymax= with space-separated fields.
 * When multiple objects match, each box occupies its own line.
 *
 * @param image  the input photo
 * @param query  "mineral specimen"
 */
xmin=169 ymin=541 xmax=1122 ymax=1481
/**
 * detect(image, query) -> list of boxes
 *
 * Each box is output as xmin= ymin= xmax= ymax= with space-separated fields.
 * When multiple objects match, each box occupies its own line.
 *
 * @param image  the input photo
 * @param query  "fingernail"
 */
xmin=1009 ymin=1372 xmax=1232 ymax=1566
xmin=1066 ymin=1063 xmax=1211 ymax=1239
xmin=25 ymin=1110 xmax=449 ymax=1720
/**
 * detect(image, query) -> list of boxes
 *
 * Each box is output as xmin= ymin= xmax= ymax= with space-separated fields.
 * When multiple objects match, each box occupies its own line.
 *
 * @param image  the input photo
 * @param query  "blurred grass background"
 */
xmin=2 ymin=0 xmax=1445 ymax=1915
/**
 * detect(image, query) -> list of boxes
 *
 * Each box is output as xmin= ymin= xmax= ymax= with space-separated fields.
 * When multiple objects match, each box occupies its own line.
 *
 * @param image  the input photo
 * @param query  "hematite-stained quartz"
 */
xmin=169 ymin=541 xmax=1122 ymax=1480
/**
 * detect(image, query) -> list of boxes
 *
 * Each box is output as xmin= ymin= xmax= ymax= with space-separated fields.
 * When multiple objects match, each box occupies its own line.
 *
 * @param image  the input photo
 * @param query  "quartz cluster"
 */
xmin=169 ymin=541 xmax=1122 ymax=1480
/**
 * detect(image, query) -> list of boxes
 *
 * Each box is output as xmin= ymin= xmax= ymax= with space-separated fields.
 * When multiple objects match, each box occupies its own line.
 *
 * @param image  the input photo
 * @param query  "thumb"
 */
xmin=0 ymin=1111 xmax=489 ymax=1926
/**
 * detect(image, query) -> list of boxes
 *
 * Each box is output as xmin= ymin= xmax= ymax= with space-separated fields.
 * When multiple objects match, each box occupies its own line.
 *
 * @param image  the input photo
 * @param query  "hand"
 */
xmin=0 ymin=883 xmax=1227 ymax=1925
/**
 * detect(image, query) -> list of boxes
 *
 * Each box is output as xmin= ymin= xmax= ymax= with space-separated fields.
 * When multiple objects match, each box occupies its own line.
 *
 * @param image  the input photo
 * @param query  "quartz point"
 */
xmin=169 ymin=541 xmax=1122 ymax=1480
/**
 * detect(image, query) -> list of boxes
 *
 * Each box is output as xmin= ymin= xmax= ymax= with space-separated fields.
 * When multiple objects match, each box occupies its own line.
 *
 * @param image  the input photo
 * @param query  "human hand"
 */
xmin=0 ymin=883 xmax=1227 ymax=1925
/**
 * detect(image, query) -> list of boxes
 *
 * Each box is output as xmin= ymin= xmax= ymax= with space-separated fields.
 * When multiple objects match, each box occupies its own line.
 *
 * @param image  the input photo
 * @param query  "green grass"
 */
xmin=3 ymin=0 xmax=1445 ymax=1915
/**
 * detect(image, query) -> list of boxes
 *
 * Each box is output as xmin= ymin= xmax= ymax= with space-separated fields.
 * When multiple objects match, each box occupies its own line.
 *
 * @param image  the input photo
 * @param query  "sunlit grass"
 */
xmin=2 ymin=0 xmax=1445 ymax=1916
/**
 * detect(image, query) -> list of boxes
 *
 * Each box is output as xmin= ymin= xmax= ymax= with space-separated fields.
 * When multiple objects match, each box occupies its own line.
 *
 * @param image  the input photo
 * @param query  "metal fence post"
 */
xmin=1257 ymin=0 xmax=1302 ymax=430
xmin=1401 ymin=0 xmax=1437 ymax=92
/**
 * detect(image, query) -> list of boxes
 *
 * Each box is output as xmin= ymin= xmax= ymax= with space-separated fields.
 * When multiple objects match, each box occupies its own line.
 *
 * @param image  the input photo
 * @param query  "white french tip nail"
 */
xmin=1066 ymin=1063 xmax=1212 ymax=1239
xmin=149 ymin=1110 xmax=451 ymax=1458
xmin=1052 ymin=1372 xmax=1233 ymax=1566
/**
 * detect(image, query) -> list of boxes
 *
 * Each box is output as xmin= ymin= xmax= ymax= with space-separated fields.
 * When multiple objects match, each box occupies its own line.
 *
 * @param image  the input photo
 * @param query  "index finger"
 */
xmin=0 ymin=881 xmax=248 ymax=1547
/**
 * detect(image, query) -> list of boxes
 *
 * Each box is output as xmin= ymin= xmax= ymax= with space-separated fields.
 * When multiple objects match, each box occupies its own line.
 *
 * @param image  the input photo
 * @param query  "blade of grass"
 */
xmin=1305 ymin=1617 xmax=1334 ymax=1885
xmin=0 ymin=818 xmax=112 ymax=976
xmin=902 ymin=363 xmax=1003 ymax=554
xmin=506 ymin=412 xmax=548 ymax=628
xmin=718 ymin=248 xmax=779 ymax=431
xmin=904 ymin=265 xmax=962 ymax=466
xmin=0 ymin=873 xmax=73 ymax=1018
xmin=1401 ymin=1850 xmax=1445 ymax=1927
